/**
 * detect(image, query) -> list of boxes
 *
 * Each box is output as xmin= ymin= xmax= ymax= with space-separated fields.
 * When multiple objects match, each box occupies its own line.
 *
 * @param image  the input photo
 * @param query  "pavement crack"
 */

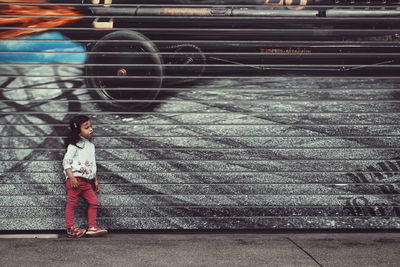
xmin=286 ymin=237 xmax=323 ymax=267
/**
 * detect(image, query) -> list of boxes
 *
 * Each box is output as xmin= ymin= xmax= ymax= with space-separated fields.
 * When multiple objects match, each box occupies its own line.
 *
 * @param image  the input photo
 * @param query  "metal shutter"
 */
xmin=1 ymin=0 xmax=400 ymax=230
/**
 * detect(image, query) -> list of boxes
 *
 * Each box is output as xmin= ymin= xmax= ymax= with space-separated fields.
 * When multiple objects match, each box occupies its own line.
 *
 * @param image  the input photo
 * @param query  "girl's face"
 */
xmin=79 ymin=120 xmax=94 ymax=139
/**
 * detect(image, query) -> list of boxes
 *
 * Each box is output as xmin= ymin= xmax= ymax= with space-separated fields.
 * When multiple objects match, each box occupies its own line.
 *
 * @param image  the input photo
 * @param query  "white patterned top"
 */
xmin=63 ymin=137 xmax=97 ymax=180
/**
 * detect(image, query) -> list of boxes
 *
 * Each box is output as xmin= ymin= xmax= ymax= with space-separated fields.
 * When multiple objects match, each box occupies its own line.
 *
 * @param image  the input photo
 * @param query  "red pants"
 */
xmin=65 ymin=177 xmax=98 ymax=229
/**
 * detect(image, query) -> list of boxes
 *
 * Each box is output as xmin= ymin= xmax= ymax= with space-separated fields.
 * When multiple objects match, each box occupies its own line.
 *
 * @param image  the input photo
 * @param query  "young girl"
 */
xmin=63 ymin=115 xmax=108 ymax=238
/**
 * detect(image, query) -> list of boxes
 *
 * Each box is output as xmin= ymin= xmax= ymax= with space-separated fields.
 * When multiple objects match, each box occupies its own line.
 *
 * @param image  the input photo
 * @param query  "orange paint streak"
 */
xmin=0 ymin=0 xmax=83 ymax=39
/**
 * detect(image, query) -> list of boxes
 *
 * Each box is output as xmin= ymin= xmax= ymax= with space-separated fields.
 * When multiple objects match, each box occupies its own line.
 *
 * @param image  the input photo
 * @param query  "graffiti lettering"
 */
xmin=339 ymin=196 xmax=400 ymax=216
xmin=346 ymin=160 xmax=400 ymax=184
xmin=342 ymin=160 xmax=400 ymax=216
xmin=260 ymin=48 xmax=311 ymax=53
xmin=378 ymin=184 xmax=400 ymax=195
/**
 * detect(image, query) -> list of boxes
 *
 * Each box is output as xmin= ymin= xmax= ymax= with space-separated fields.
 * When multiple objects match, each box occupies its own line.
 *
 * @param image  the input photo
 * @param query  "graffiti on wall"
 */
xmin=1 ymin=0 xmax=400 ymax=230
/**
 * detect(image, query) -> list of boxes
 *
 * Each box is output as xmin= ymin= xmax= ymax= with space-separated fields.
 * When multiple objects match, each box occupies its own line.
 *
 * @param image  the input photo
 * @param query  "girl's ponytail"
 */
xmin=65 ymin=115 xmax=91 ymax=148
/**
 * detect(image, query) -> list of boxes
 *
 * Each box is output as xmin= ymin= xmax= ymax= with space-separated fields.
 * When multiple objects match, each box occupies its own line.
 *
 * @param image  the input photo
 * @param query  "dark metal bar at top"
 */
xmin=83 ymin=0 xmax=400 ymax=6
xmin=89 ymin=6 xmax=400 ymax=18
xmin=7 ymin=0 xmax=400 ymax=6
xmin=90 ymin=6 xmax=317 ymax=17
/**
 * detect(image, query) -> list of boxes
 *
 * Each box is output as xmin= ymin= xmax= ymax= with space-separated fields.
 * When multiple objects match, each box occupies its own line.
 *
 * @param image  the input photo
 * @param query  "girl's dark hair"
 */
xmin=65 ymin=115 xmax=91 ymax=148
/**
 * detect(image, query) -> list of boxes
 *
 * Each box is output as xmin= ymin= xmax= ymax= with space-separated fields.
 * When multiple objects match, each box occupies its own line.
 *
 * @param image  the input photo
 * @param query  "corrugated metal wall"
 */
xmin=1 ymin=0 xmax=400 ymax=230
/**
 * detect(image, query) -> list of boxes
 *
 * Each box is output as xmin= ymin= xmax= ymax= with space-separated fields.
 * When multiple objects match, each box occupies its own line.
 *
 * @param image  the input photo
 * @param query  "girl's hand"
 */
xmin=94 ymin=178 xmax=100 ymax=193
xmin=70 ymin=177 xmax=79 ymax=189
xmin=65 ymin=169 xmax=79 ymax=189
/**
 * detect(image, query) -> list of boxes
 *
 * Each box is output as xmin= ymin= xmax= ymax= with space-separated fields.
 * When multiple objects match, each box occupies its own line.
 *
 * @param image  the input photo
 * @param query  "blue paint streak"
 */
xmin=0 ymin=32 xmax=87 ymax=63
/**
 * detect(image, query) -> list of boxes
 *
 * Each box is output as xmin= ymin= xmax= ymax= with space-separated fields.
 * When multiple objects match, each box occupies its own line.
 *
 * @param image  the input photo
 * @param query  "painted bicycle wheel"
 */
xmin=85 ymin=31 xmax=163 ymax=110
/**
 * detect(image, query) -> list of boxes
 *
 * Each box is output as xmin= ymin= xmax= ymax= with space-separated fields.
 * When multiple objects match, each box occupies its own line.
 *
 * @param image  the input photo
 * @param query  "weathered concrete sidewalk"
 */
xmin=0 ymin=232 xmax=399 ymax=267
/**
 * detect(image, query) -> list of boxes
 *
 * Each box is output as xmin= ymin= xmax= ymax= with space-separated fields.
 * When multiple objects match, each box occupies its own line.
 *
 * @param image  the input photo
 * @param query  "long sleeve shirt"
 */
xmin=63 ymin=137 xmax=97 ymax=180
